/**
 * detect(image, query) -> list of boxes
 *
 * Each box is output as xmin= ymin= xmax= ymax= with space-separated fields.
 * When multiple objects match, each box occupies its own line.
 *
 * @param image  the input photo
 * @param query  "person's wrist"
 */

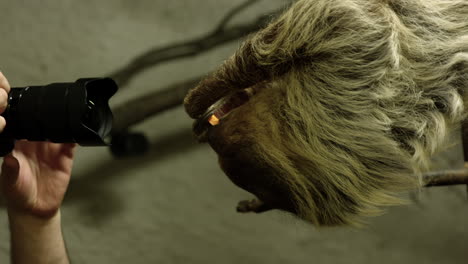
xmin=4 ymin=195 xmax=61 ymax=219
xmin=7 ymin=206 xmax=69 ymax=264
xmin=7 ymin=206 xmax=60 ymax=226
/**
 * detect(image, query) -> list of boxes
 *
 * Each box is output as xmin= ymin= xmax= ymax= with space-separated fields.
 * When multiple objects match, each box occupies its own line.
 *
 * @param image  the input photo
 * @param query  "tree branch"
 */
xmin=423 ymin=168 xmax=468 ymax=187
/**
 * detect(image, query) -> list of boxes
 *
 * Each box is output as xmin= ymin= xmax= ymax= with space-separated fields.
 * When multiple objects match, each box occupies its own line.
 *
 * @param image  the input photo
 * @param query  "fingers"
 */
xmin=0 ymin=88 xmax=8 ymax=114
xmin=0 ymin=72 xmax=10 ymax=133
xmin=0 ymin=71 xmax=11 ymax=93
xmin=0 ymin=87 xmax=7 ymax=132
xmin=237 ymin=198 xmax=275 ymax=213
xmin=60 ymin=143 xmax=77 ymax=159
xmin=0 ymin=115 xmax=5 ymax=133
xmin=1 ymin=154 xmax=20 ymax=187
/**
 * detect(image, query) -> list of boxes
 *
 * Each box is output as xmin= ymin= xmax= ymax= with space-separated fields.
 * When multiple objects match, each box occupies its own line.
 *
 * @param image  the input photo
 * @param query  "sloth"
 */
xmin=183 ymin=0 xmax=468 ymax=226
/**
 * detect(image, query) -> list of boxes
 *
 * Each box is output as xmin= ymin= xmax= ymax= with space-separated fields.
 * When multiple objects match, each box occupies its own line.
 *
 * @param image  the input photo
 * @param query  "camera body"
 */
xmin=0 ymin=78 xmax=118 ymax=156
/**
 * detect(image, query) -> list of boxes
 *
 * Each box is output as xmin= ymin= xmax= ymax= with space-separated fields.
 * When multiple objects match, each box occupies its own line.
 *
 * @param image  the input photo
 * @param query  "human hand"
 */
xmin=0 ymin=71 xmax=10 ymax=131
xmin=0 ymin=73 xmax=76 ymax=218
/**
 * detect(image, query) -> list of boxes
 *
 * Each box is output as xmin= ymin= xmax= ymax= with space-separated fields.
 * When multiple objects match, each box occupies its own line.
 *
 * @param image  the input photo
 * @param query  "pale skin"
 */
xmin=0 ymin=72 xmax=76 ymax=264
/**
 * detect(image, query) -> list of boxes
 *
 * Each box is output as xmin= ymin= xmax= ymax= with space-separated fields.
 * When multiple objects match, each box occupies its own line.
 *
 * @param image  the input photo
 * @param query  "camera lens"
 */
xmin=82 ymin=99 xmax=103 ymax=132
xmin=0 ymin=78 xmax=117 ymax=145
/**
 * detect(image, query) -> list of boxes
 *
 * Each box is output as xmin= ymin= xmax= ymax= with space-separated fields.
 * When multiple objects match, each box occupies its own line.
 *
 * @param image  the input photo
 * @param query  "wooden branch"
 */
xmin=423 ymin=168 xmax=468 ymax=187
xmin=108 ymin=2 xmax=282 ymax=88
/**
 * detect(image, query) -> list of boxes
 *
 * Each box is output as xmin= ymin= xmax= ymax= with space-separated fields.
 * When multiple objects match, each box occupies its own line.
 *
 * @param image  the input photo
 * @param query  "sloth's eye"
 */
xmin=192 ymin=88 xmax=254 ymax=142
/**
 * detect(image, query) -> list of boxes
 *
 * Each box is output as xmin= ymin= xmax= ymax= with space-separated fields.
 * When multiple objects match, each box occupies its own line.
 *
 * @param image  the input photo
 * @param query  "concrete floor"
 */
xmin=0 ymin=0 xmax=467 ymax=263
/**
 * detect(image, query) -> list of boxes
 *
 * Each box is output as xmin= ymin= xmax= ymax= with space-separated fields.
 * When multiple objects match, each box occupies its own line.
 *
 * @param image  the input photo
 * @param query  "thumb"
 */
xmin=1 ymin=154 xmax=20 ymax=186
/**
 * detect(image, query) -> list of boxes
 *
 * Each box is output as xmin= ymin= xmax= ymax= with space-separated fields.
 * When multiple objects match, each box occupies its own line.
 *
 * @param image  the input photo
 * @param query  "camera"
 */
xmin=0 ymin=78 xmax=118 ymax=156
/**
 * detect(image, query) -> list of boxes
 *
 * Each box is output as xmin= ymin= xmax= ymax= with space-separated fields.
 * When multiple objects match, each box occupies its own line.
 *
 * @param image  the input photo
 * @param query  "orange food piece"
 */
xmin=208 ymin=114 xmax=220 ymax=126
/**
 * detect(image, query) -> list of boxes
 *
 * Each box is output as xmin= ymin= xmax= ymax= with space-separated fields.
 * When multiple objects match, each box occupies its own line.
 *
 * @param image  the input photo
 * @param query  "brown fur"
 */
xmin=184 ymin=0 xmax=468 ymax=226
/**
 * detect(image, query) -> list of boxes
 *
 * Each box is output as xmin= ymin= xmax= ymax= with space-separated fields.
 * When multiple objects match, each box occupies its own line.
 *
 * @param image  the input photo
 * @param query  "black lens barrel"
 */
xmin=0 ymin=78 xmax=118 ymax=155
xmin=5 ymin=84 xmax=76 ymax=142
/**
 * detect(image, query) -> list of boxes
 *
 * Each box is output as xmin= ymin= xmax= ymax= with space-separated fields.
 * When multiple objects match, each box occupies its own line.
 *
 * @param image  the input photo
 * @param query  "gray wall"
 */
xmin=0 ymin=1 xmax=467 ymax=263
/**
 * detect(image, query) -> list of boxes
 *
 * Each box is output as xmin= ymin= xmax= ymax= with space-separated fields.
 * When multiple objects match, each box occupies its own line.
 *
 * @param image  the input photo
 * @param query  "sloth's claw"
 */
xmin=236 ymin=198 xmax=274 ymax=213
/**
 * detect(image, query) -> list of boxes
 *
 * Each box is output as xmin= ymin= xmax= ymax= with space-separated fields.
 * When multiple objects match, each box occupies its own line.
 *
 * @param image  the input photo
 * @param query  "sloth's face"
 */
xmin=184 ymin=83 xmax=297 ymax=214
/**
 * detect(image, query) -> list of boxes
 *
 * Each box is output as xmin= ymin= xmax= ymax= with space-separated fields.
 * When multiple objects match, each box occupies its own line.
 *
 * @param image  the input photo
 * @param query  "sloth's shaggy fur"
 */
xmin=184 ymin=0 xmax=468 ymax=226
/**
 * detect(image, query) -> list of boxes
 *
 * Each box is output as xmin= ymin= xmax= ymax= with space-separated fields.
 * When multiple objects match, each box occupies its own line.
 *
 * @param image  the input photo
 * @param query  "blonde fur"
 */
xmin=184 ymin=0 xmax=468 ymax=226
